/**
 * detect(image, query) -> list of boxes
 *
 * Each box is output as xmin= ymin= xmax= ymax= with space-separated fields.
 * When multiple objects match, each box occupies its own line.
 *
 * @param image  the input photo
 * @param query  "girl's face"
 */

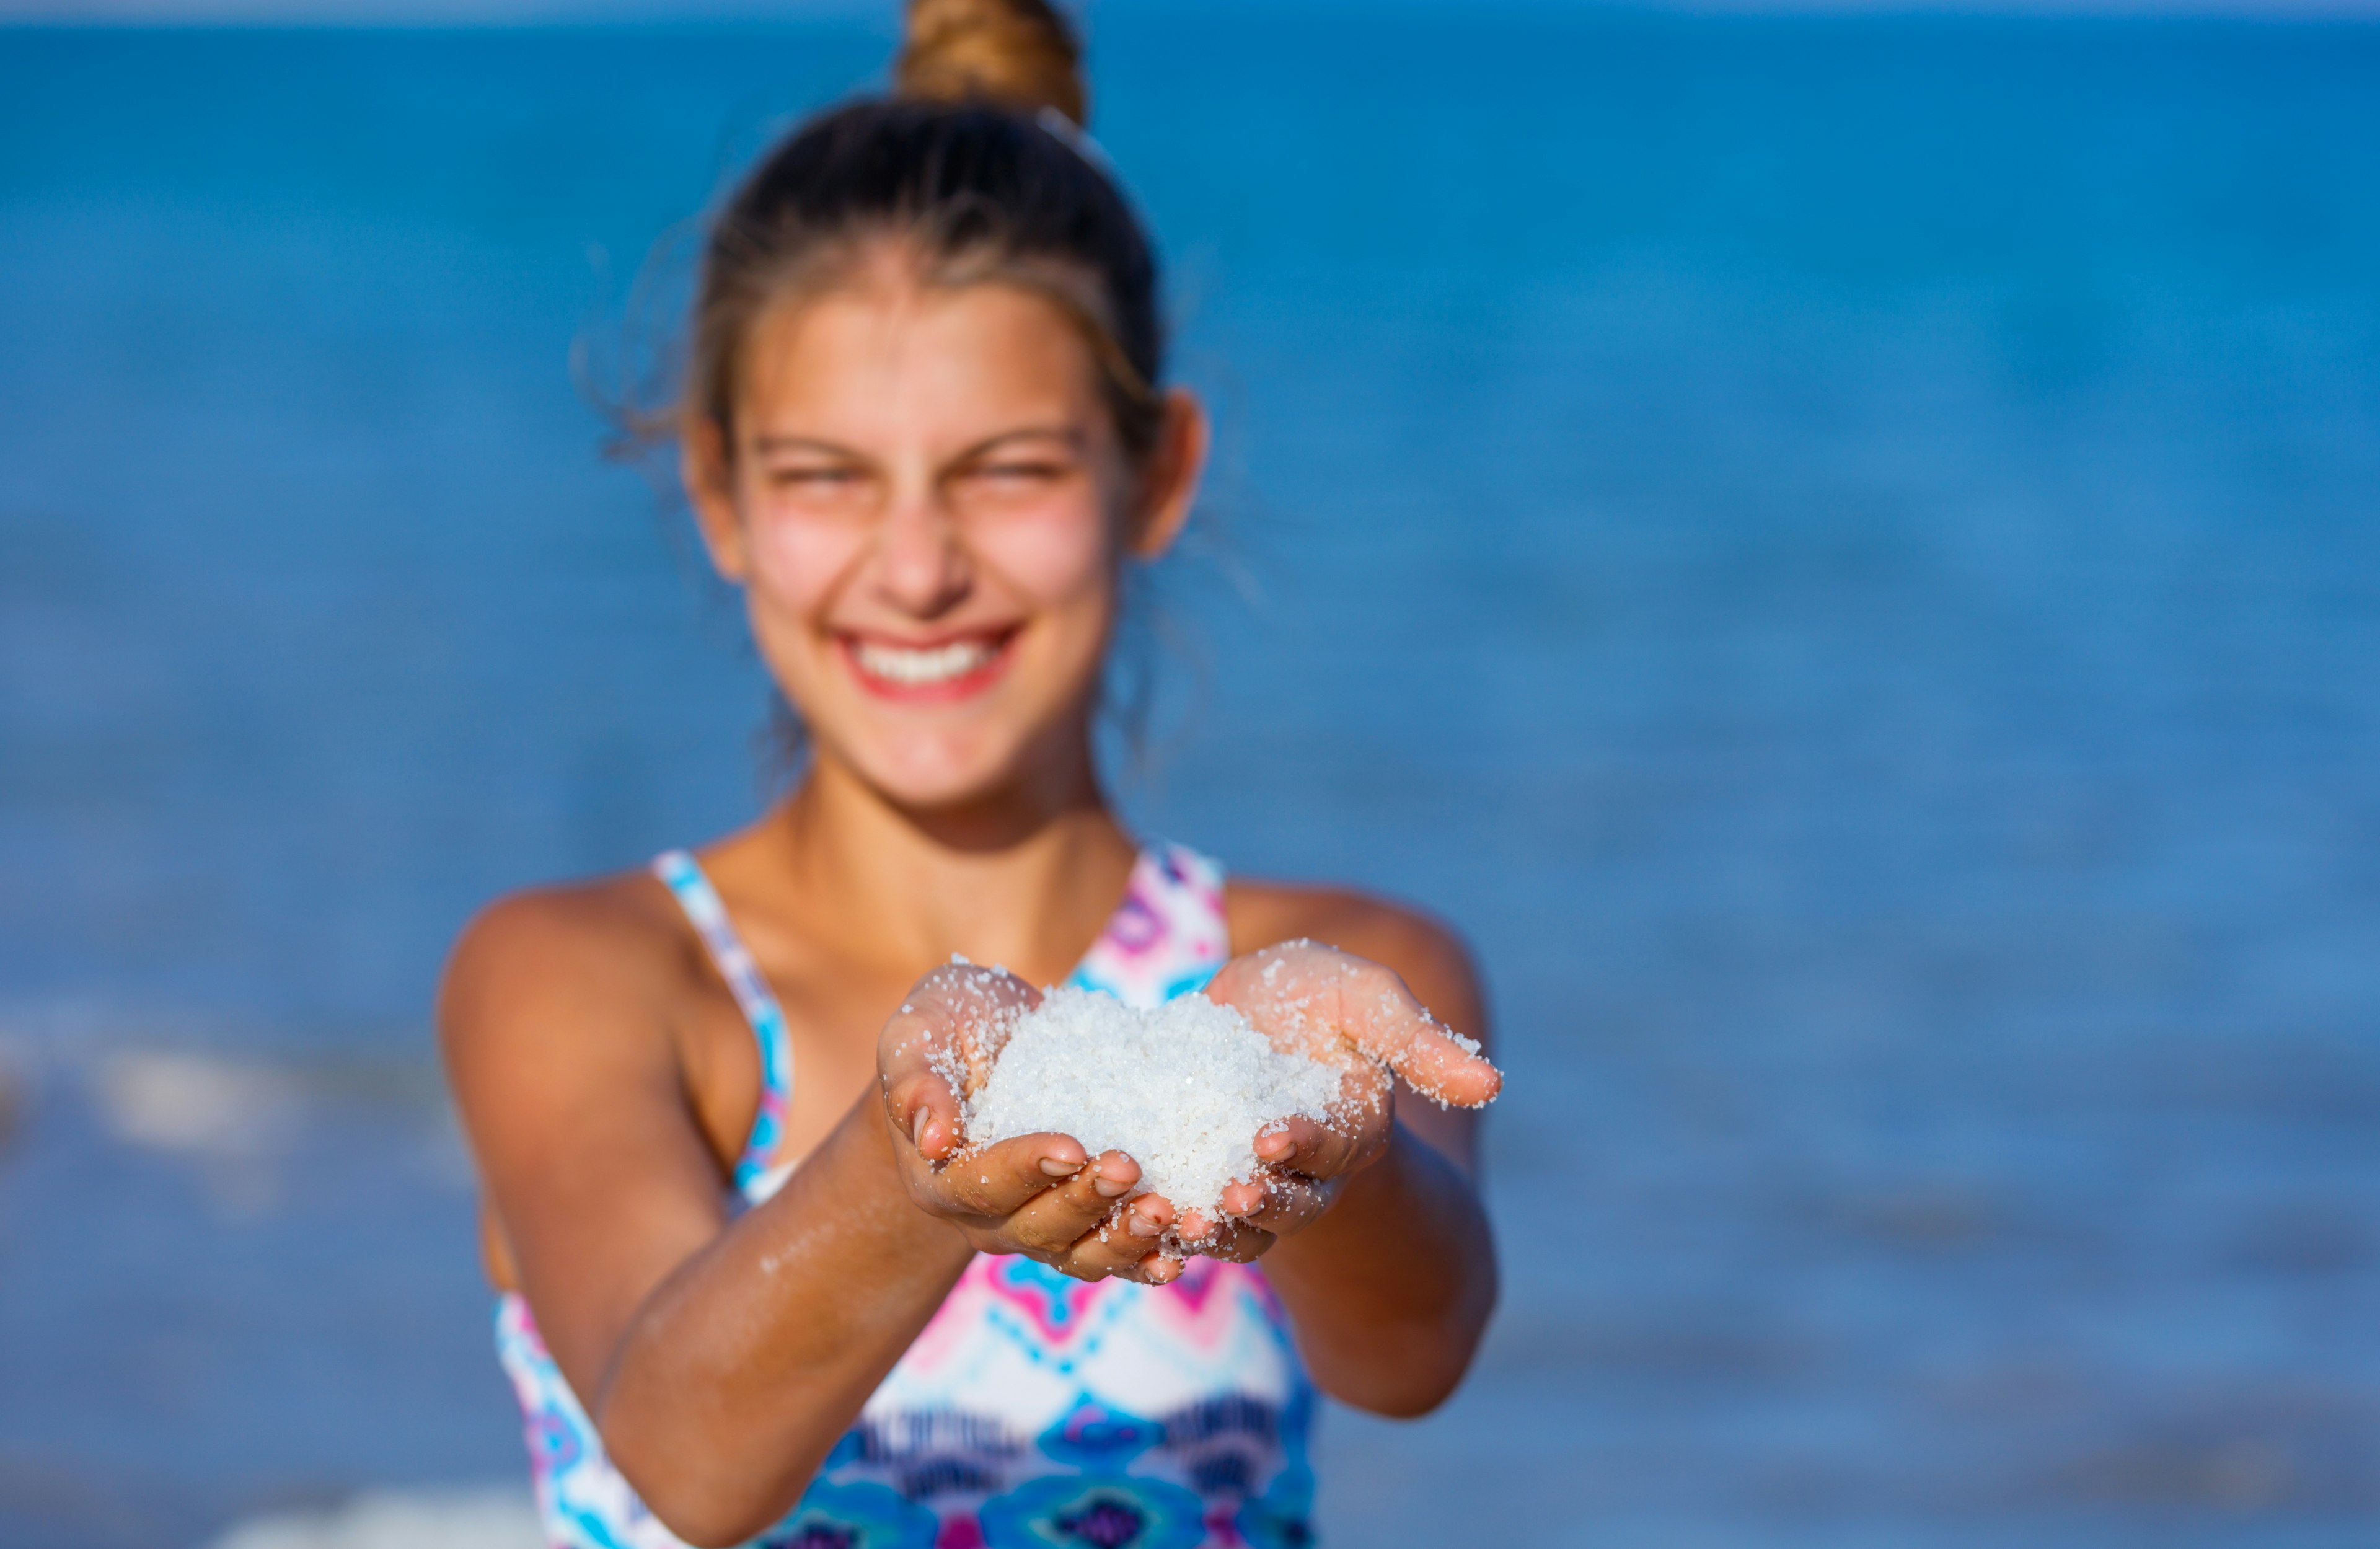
xmin=687 ymin=270 xmax=1204 ymax=814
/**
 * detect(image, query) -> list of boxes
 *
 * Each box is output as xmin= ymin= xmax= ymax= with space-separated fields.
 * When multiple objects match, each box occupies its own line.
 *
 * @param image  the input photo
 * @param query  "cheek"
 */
xmin=974 ymin=505 xmax=1114 ymax=609
xmin=743 ymin=510 xmax=866 ymax=618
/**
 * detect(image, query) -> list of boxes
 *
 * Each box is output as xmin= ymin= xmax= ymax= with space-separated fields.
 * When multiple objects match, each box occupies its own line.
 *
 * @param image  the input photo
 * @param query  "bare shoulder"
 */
xmin=437 ymin=869 xmax=699 ymax=1072
xmin=1225 ymin=878 xmax=1489 ymax=1045
xmin=439 ymin=870 xmax=747 ymax=1321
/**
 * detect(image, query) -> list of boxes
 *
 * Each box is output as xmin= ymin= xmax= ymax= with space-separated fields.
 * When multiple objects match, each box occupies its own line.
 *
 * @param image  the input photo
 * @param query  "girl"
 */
xmin=439 ymin=4 xmax=1502 ymax=1545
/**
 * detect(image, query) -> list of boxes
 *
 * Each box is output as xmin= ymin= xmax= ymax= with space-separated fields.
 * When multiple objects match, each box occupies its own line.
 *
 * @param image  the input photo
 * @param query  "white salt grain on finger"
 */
xmin=964 ymin=987 xmax=1341 ymax=1222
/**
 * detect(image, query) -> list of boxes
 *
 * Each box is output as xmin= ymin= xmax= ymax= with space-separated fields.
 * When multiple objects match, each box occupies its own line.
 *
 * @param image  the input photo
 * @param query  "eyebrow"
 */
xmin=747 ymin=426 xmax=1086 ymax=461
xmin=956 ymin=426 xmax=1086 ymax=459
xmin=750 ymin=435 xmax=862 ymax=457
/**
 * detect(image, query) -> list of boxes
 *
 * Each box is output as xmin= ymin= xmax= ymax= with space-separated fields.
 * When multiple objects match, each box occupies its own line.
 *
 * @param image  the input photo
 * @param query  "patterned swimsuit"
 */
xmin=496 ymin=844 xmax=1318 ymax=1549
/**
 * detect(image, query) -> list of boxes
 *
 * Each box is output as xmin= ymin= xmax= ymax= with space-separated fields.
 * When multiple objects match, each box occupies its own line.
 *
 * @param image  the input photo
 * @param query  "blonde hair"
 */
xmin=897 ymin=0 xmax=1087 ymax=126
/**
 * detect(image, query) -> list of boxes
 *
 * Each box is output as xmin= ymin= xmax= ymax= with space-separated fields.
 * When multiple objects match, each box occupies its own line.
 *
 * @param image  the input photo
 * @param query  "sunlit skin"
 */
xmin=700 ymin=274 xmax=1142 ymax=815
xmin=439 ymin=248 xmax=1501 ymax=1548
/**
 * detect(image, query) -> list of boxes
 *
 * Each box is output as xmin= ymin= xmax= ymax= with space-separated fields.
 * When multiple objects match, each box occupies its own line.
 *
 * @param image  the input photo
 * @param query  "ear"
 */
xmin=680 ymin=416 xmax=752 ymax=583
xmin=1126 ymin=387 xmax=1210 ymax=562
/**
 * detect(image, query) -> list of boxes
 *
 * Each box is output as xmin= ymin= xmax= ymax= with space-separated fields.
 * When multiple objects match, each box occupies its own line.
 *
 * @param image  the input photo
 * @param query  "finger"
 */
xmin=1174 ymin=1203 xmax=1277 ymax=1255
xmin=878 ymin=963 xmax=1039 ymax=1160
xmin=924 ymin=1132 xmax=1088 ymax=1217
xmin=1124 ymin=1251 xmax=1185 ymax=1286
xmin=883 ymin=1065 xmax=965 ymax=1162
xmin=1002 ymin=1150 xmax=1144 ymax=1253
xmin=1052 ymin=1194 xmax=1174 ymax=1278
xmin=1209 ymin=944 xmax=1501 ymax=1109
xmin=1219 ymin=1172 xmax=1332 ymax=1237
xmin=1179 ymin=1213 xmax=1276 ymax=1263
xmin=1252 ymin=1112 xmax=1370 ymax=1182
xmin=1328 ymin=968 xmax=1501 ymax=1110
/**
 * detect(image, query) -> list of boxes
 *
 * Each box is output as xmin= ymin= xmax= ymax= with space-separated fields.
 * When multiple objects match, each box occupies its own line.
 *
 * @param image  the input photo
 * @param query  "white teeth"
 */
xmin=852 ymin=638 xmax=996 ymax=686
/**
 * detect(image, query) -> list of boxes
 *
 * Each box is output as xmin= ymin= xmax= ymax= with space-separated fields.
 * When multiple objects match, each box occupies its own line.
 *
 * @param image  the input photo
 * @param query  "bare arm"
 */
xmin=439 ymin=896 xmax=1163 ymax=1547
xmin=1211 ymin=901 xmax=1502 ymax=1418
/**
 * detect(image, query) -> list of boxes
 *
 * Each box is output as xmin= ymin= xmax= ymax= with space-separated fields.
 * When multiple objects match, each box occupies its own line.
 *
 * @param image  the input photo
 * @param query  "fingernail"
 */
xmin=1039 ymin=1156 xmax=1080 ymax=1178
xmin=1094 ymin=1172 xmax=1129 ymax=1199
xmin=1129 ymin=1209 xmax=1163 ymax=1238
xmin=1258 ymin=1134 xmax=1294 ymax=1161
xmin=911 ymin=1108 xmax=931 ymax=1149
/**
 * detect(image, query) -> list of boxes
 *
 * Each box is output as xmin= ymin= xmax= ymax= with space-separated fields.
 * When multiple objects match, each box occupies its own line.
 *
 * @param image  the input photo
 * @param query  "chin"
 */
xmin=846 ymin=733 xmax=1036 ymax=815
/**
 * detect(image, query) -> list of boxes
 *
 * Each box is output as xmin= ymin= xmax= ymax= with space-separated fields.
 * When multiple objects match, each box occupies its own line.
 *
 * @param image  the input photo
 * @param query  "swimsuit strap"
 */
xmin=651 ymin=841 xmax=1228 ymax=1197
xmin=652 ymin=850 xmax=796 ymax=1198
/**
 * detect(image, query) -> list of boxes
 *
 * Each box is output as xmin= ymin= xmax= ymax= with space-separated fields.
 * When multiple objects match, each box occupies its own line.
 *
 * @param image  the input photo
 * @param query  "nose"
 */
xmin=870 ymin=487 xmax=971 ymax=619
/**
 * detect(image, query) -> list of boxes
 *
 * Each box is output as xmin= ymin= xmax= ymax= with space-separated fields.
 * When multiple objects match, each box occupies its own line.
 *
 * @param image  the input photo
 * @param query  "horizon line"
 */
xmin=4 ymin=0 xmax=2378 ymax=22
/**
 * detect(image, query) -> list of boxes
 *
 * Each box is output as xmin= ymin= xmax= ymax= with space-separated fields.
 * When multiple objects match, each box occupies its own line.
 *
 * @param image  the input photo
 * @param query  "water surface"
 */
xmin=1 ymin=12 xmax=2376 ymax=1545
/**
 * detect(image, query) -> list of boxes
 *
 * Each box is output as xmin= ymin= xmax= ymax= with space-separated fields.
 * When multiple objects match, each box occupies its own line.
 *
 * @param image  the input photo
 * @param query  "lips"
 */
xmin=839 ymin=630 xmax=1016 ymax=701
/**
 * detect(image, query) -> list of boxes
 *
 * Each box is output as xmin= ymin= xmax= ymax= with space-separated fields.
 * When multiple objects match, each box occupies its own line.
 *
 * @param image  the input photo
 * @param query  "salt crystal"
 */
xmin=963 ymin=986 xmax=1342 ymax=1222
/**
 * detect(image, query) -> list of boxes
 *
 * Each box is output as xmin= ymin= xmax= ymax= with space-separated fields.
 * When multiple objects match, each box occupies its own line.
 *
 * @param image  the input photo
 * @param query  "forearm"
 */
xmin=596 ymin=1100 xmax=970 ymax=1545
xmin=1261 ymin=1118 xmax=1498 ymax=1416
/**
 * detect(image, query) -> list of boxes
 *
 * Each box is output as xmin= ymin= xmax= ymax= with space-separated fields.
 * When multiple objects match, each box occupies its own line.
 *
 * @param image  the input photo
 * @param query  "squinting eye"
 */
xmin=974 ymin=462 xmax=1065 ymax=484
xmin=770 ymin=467 xmax=862 ymax=490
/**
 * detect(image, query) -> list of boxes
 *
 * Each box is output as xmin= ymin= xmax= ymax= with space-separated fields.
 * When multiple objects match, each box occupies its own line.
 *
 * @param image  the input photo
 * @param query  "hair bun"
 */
xmin=896 ymin=0 xmax=1088 ymax=128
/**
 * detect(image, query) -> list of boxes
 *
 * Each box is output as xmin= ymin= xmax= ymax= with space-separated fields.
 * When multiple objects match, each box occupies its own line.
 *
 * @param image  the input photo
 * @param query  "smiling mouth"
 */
xmin=842 ymin=631 xmax=1016 ymax=697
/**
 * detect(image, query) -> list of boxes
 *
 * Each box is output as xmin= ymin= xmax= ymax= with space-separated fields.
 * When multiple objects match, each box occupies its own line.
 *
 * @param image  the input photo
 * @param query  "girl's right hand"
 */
xmin=877 ymin=962 xmax=1184 ymax=1284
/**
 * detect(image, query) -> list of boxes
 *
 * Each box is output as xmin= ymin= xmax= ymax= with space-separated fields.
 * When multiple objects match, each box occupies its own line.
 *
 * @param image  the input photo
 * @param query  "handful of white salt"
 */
xmin=962 ymin=985 xmax=1344 ymax=1222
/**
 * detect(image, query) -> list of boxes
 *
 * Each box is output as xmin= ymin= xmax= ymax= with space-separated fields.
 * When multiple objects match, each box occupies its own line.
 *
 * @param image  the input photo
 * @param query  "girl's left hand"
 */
xmin=1183 ymin=940 xmax=1503 ymax=1258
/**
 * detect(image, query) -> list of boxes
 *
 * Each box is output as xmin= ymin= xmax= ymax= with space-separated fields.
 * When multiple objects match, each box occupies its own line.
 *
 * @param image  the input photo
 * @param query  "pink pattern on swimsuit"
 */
xmin=495 ymin=843 xmax=1315 ymax=1549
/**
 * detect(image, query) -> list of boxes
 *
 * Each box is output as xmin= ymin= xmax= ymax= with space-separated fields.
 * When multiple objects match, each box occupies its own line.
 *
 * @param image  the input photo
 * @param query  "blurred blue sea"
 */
xmin=2 ymin=10 xmax=2378 ymax=1547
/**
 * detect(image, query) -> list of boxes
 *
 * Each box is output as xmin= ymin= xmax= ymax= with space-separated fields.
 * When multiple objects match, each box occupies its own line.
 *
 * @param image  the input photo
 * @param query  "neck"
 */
xmin=761 ymin=731 xmax=1139 ymax=985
